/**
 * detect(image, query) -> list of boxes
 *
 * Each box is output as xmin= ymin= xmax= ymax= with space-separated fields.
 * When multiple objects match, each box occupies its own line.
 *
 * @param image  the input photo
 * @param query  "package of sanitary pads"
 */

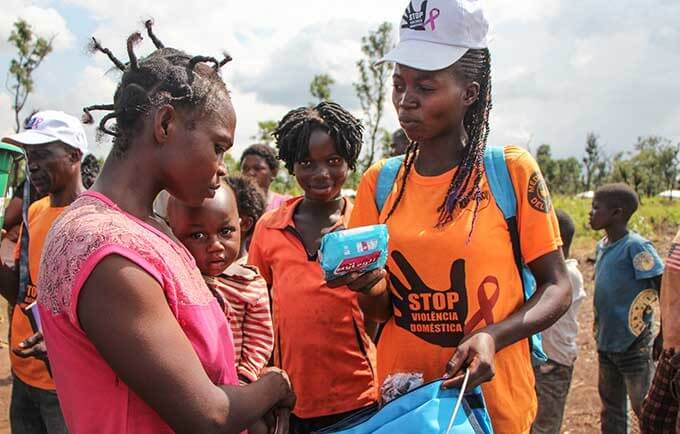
xmin=319 ymin=224 xmax=389 ymax=281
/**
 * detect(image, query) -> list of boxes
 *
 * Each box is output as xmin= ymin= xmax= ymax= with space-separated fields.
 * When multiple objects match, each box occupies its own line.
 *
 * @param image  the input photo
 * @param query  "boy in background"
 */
xmin=532 ymin=209 xmax=586 ymax=434
xmin=590 ymin=183 xmax=663 ymax=433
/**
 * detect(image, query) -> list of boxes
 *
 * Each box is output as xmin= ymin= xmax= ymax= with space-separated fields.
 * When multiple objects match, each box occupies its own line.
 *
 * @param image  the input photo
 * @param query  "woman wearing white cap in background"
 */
xmin=329 ymin=1 xmax=572 ymax=432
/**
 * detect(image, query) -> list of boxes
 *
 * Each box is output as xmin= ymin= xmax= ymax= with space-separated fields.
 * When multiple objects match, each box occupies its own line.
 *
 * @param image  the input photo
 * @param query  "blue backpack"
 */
xmin=313 ymin=378 xmax=493 ymax=434
xmin=374 ymin=146 xmax=547 ymax=363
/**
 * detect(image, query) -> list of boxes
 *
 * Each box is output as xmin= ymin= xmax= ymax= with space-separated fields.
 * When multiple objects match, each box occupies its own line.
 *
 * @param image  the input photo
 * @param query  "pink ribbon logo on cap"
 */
xmin=27 ymin=117 xmax=44 ymax=130
xmin=424 ymin=8 xmax=440 ymax=31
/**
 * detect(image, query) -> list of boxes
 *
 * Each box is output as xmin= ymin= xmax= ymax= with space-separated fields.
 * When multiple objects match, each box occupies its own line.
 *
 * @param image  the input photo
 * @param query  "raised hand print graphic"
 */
xmin=389 ymin=251 xmax=468 ymax=347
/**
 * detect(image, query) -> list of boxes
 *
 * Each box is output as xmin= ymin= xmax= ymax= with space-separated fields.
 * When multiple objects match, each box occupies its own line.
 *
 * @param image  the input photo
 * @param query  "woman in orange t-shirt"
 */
xmin=328 ymin=1 xmax=572 ymax=433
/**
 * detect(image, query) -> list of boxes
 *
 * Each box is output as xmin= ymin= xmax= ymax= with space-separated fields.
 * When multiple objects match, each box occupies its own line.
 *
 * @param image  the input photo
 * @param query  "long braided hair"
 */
xmin=385 ymin=48 xmax=492 ymax=234
xmin=273 ymin=101 xmax=363 ymax=172
xmin=82 ymin=20 xmax=233 ymax=158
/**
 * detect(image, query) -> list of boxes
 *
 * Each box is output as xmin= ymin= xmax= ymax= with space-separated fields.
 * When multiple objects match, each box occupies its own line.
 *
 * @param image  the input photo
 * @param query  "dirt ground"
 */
xmin=0 ymin=230 xmax=673 ymax=434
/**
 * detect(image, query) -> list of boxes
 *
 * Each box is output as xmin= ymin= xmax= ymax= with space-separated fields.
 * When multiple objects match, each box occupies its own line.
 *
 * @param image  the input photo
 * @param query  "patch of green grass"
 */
xmin=553 ymin=195 xmax=680 ymax=242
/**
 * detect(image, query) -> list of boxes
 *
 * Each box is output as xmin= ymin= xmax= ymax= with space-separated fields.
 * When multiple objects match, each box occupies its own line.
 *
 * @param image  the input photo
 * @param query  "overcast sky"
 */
xmin=2 ymin=0 xmax=679 ymax=161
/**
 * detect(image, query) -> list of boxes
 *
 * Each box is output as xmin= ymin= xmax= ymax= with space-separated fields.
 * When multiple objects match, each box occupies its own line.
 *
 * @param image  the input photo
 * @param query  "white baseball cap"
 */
xmin=2 ymin=110 xmax=88 ymax=153
xmin=378 ymin=0 xmax=490 ymax=71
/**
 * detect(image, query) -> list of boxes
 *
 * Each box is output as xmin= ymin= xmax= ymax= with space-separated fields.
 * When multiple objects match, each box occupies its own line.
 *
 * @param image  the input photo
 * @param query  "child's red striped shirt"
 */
xmin=204 ymin=257 xmax=273 ymax=383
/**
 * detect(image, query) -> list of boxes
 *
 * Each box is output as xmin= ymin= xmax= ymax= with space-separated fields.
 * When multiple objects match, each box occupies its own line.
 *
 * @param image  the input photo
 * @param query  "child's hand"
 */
xmin=326 ymin=268 xmax=387 ymax=296
xmin=441 ymin=331 xmax=497 ymax=390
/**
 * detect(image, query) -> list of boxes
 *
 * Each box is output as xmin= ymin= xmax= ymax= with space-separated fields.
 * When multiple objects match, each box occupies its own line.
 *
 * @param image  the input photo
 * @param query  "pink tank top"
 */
xmin=37 ymin=191 xmax=239 ymax=434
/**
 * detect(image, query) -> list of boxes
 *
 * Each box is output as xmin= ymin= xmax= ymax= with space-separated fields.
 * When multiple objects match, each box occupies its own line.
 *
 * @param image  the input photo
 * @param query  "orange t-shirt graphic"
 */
xmin=349 ymin=146 xmax=561 ymax=434
xmin=11 ymin=196 xmax=66 ymax=390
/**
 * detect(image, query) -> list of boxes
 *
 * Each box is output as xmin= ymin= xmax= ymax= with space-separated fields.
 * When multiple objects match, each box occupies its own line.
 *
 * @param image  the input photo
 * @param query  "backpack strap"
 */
xmin=483 ymin=146 xmax=547 ymax=363
xmin=375 ymin=155 xmax=405 ymax=214
xmin=483 ymin=146 xmax=516 ymax=219
xmin=483 ymin=146 xmax=523 ymax=273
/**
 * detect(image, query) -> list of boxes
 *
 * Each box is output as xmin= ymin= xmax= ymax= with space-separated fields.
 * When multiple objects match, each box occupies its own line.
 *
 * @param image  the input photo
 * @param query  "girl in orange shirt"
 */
xmin=329 ymin=1 xmax=572 ymax=433
xmin=249 ymin=102 xmax=378 ymax=434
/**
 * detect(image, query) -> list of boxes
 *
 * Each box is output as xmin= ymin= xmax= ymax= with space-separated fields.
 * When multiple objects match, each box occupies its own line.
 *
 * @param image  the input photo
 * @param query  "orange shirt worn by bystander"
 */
xmin=11 ymin=196 xmax=65 ymax=391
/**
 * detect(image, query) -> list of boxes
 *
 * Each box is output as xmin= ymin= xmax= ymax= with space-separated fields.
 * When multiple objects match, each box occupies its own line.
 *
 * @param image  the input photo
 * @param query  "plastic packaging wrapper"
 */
xmin=319 ymin=224 xmax=389 ymax=281
xmin=380 ymin=372 xmax=424 ymax=405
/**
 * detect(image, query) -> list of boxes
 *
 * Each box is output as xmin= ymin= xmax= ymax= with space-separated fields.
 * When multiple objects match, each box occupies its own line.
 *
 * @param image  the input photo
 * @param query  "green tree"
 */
xmin=535 ymin=144 xmax=557 ymax=187
xmin=250 ymin=120 xmax=278 ymax=147
xmin=609 ymin=151 xmax=647 ymax=201
xmin=535 ymin=144 xmax=583 ymax=195
xmin=628 ymin=136 xmax=678 ymax=198
xmin=582 ymin=132 xmax=607 ymax=191
xmin=6 ymin=19 xmax=54 ymax=132
xmin=609 ymin=152 xmax=631 ymax=184
xmin=657 ymin=141 xmax=680 ymax=197
xmin=635 ymin=140 xmax=662 ymax=198
xmin=309 ymin=74 xmax=334 ymax=103
xmin=354 ymin=22 xmax=394 ymax=171
xmin=554 ymin=158 xmax=582 ymax=195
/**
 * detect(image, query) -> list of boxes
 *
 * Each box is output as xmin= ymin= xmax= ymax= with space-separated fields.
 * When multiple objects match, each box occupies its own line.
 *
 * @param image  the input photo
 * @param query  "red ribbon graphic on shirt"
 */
xmin=464 ymin=276 xmax=500 ymax=334
xmin=424 ymin=8 xmax=441 ymax=31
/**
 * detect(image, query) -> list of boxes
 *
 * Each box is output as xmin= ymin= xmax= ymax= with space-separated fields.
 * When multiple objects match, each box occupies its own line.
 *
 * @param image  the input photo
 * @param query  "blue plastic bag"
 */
xmin=319 ymin=224 xmax=389 ymax=281
xmin=312 ymin=379 xmax=493 ymax=434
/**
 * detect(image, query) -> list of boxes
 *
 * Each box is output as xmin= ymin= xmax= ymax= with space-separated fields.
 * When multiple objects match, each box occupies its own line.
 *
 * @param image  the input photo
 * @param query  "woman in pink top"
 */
xmin=239 ymin=144 xmax=291 ymax=211
xmin=36 ymin=22 xmax=294 ymax=434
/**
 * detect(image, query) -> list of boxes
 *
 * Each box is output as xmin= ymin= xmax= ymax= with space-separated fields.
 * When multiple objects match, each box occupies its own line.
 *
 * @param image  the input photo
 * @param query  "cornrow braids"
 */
xmin=384 ymin=49 xmax=492 ymax=237
xmin=83 ymin=20 xmax=234 ymax=158
xmin=273 ymin=101 xmax=363 ymax=173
